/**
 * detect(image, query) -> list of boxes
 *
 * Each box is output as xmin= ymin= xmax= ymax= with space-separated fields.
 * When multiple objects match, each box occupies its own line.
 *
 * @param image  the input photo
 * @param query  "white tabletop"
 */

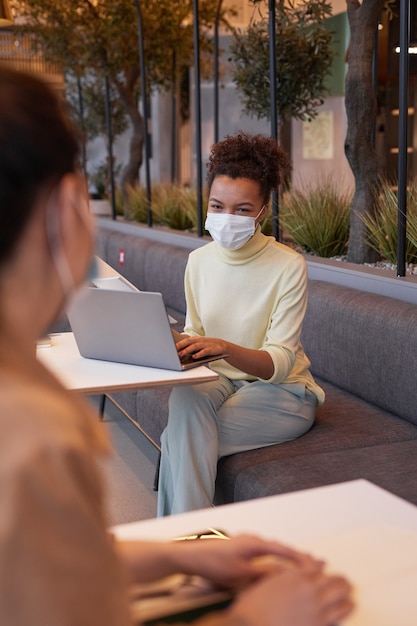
xmin=37 ymin=332 xmax=218 ymax=395
xmin=113 ymin=480 xmax=417 ymax=626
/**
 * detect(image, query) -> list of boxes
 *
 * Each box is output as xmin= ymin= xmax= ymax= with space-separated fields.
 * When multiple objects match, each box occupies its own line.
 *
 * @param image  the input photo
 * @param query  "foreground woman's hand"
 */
xmin=197 ymin=566 xmax=355 ymax=626
xmin=117 ymin=535 xmax=354 ymax=626
xmin=169 ymin=534 xmax=323 ymax=589
xmin=117 ymin=534 xmax=323 ymax=587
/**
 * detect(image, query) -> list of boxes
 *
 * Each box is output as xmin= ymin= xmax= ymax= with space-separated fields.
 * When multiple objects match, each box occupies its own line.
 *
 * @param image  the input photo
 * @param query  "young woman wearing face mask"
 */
xmin=0 ymin=69 xmax=354 ymax=626
xmin=158 ymin=132 xmax=325 ymax=516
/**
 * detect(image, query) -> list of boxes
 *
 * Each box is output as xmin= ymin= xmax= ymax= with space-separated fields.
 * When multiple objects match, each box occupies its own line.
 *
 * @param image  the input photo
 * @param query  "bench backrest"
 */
xmin=302 ymin=280 xmax=417 ymax=424
xmin=97 ymin=228 xmax=417 ymax=425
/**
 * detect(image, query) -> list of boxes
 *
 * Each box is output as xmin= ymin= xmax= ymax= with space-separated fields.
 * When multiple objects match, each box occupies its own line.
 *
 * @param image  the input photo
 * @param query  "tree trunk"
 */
xmin=121 ymin=107 xmax=144 ymax=190
xmin=344 ymin=0 xmax=385 ymax=263
xmin=114 ymin=74 xmax=145 ymax=199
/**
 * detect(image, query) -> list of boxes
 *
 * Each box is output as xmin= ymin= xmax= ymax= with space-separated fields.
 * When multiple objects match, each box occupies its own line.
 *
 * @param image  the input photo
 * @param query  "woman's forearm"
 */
xmin=223 ymin=343 xmax=274 ymax=380
xmin=116 ymin=540 xmax=182 ymax=584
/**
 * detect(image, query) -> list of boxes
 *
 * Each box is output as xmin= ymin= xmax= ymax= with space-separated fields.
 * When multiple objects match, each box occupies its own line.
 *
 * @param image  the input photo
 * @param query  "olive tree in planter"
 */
xmin=230 ymin=0 xmax=398 ymax=265
xmin=229 ymin=0 xmax=334 ymax=148
xmin=11 ymin=0 xmax=233 ymax=195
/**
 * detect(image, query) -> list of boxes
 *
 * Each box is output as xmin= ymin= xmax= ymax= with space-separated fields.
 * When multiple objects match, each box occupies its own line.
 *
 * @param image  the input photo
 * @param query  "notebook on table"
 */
xmin=66 ymin=285 xmax=227 ymax=371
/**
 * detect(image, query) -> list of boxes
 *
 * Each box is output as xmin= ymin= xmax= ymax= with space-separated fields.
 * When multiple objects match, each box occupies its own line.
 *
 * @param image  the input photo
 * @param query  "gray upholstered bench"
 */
xmin=96 ymin=224 xmax=417 ymax=507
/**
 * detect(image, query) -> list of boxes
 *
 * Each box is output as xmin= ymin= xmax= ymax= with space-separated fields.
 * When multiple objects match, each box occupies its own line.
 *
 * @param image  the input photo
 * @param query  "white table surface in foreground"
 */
xmin=37 ymin=332 xmax=218 ymax=395
xmin=113 ymin=480 xmax=417 ymax=626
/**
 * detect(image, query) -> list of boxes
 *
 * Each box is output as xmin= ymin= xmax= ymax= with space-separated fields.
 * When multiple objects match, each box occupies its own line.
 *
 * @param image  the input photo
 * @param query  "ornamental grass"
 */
xmin=362 ymin=181 xmax=417 ymax=264
xmin=280 ymin=177 xmax=351 ymax=257
xmin=123 ymin=184 xmax=206 ymax=232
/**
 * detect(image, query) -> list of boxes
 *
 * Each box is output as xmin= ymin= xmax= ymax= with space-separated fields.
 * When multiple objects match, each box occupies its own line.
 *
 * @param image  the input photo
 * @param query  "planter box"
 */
xmin=305 ymin=255 xmax=417 ymax=305
xmin=90 ymin=199 xmax=112 ymax=217
xmin=97 ymin=217 xmax=417 ymax=305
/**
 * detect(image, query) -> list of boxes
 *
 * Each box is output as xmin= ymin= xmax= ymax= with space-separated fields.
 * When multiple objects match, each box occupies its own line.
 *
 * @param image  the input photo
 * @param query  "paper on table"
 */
xmin=303 ymin=524 xmax=417 ymax=626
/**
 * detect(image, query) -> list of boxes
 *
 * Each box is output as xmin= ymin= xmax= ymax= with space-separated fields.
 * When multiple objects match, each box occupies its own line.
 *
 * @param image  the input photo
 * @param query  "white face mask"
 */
xmin=205 ymin=208 xmax=265 ymax=250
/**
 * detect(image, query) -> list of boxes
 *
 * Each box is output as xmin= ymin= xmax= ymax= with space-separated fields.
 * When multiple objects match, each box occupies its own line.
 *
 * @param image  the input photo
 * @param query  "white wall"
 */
xmin=291 ymin=97 xmax=354 ymax=193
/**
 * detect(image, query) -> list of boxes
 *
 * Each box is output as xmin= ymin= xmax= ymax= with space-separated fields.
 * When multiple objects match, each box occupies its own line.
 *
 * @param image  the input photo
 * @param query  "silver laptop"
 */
xmin=66 ymin=284 xmax=227 ymax=371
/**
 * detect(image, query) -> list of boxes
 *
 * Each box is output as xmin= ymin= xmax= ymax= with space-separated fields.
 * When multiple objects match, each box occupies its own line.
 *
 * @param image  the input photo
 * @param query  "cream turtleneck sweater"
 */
xmin=184 ymin=227 xmax=324 ymax=404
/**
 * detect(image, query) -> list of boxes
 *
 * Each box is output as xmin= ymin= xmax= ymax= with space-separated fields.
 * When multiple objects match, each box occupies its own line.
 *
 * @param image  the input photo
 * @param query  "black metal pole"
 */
xmin=76 ymin=77 xmax=87 ymax=175
xmin=103 ymin=70 xmax=117 ymax=220
xmin=171 ymin=50 xmax=176 ymax=183
xmin=193 ymin=0 xmax=204 ymax=237
xmin=397 ymin=0 xmax=410 ymax=277
xmin=214 ymin=0 xmax=223 ymax=144
xmin=269 ymin=0 xmax=279 ymax=241
xmin=371 ymin=22 xmax=379 ymax=148
xmin=133 ymin=0 xmax=152 ymax=227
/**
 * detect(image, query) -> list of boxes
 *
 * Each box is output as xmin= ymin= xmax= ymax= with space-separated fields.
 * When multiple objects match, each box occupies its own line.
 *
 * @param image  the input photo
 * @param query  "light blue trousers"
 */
xmin=157 ymin=375 xmax=317 ymax=516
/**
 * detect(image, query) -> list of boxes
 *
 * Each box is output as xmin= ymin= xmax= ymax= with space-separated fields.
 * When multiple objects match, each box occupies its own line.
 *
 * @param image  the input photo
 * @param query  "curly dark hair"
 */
xmin=206 ymin=131 xmax=290 ymax=203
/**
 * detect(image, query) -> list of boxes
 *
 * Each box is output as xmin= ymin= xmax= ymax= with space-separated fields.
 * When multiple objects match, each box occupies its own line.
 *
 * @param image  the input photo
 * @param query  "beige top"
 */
xmin=184 ymin=228 xmax=325 ymax=403
xmin=0 ymin=341 xmax=132 ymax=625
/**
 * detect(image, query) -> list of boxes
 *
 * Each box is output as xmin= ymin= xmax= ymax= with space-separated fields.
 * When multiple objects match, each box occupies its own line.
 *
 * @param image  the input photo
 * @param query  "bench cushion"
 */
xmin=214 ymin=378 xmax=417 ymax=504
xmin=218 ymin=439 xmax=417 ymax=507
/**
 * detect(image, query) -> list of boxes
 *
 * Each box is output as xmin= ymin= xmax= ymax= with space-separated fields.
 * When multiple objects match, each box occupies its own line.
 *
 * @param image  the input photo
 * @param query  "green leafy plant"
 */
xmin=229 ymin=0 xmax=334 ymax=134
xmin=361 ymin=181 xmax=417 ymax=264
xmin=280 ymin=178 xmax=351 ymax=257
xmin=90 ymin=162 xmax=109 ymax=199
